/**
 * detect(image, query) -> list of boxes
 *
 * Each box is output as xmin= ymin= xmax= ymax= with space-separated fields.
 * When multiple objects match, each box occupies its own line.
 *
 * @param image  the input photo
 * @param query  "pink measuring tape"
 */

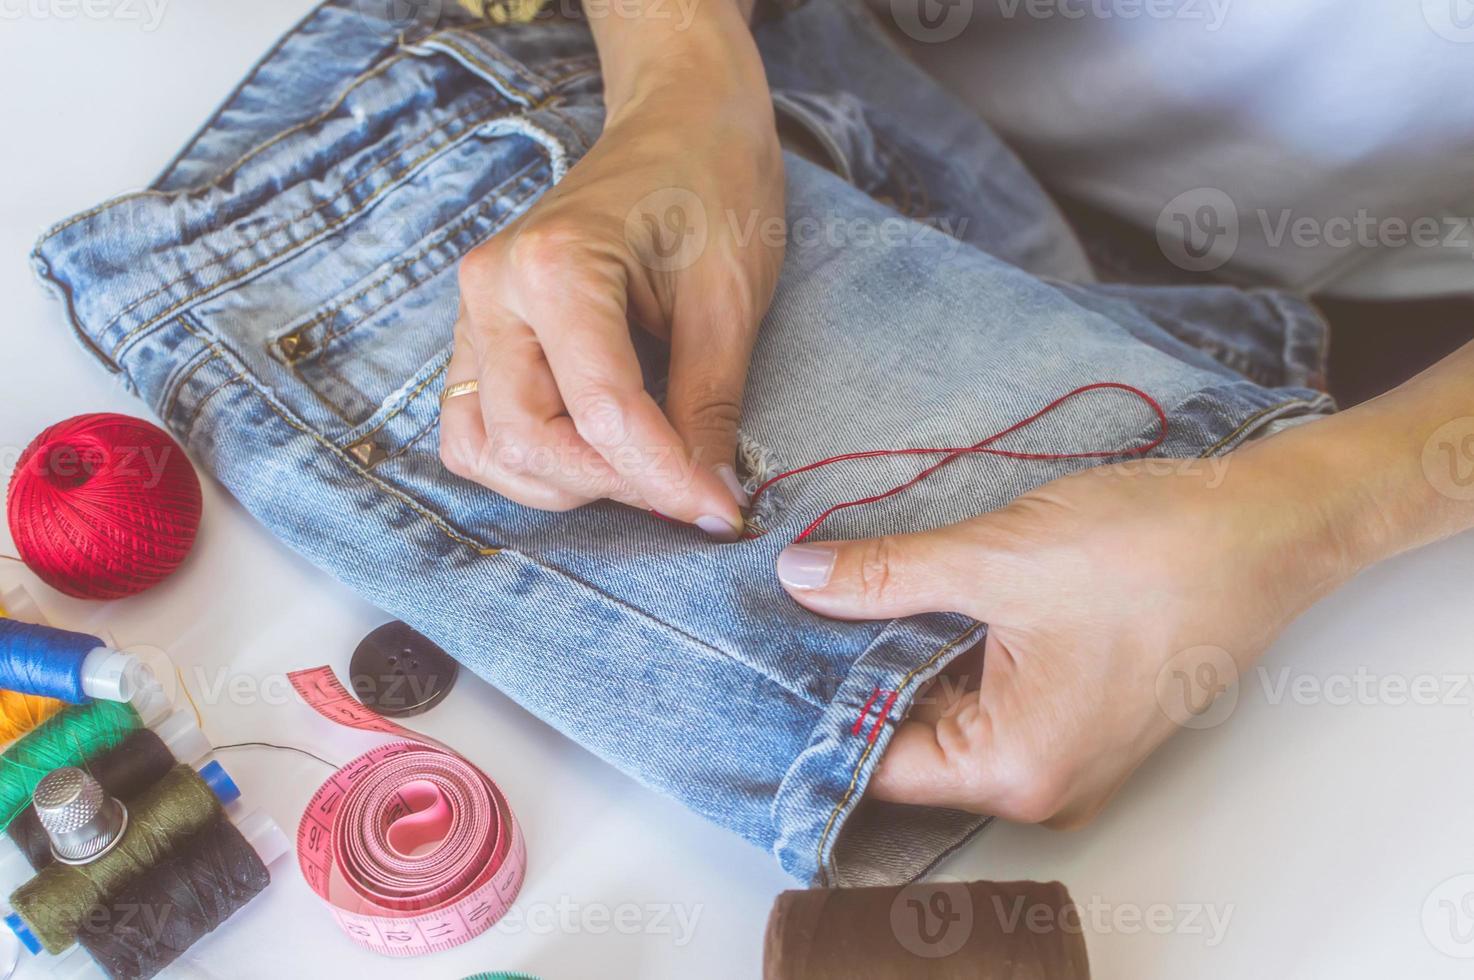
xmin=289 ymin=666 xmax=526 ymax=957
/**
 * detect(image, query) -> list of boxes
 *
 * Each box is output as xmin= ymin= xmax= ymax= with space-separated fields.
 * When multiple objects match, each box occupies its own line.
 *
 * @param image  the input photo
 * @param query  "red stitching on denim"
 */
xmin=851 ymin=687 xmax=882 ymax=736
xmin=867 ymin=690 xmax=900 ymax=744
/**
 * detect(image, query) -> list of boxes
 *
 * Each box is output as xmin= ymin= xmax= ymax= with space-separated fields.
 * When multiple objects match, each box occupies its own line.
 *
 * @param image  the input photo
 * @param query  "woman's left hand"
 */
xmin=774 ymin=437 xmax=1358 ymax=827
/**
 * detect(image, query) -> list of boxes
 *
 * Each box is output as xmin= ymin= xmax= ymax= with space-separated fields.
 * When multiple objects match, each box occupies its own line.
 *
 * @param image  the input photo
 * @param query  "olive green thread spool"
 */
xmin=8 ymin=764 xmax=225 ymax=954
xmin=0 ymin=700 xmax=140 ymax=832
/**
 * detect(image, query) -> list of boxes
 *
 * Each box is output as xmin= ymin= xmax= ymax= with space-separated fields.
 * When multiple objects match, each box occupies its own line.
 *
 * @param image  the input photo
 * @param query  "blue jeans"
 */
xmin=31 ymin=0 xmax=1331 ymax=885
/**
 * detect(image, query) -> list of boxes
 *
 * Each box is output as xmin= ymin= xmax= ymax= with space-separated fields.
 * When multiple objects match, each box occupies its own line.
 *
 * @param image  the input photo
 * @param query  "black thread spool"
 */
xmin=76 ymin=812 xmax=273 ymax=980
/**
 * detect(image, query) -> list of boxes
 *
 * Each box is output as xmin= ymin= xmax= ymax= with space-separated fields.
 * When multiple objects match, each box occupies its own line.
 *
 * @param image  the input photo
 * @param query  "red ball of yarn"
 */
xmin=6 ymin=414 xmax=202 ymax=600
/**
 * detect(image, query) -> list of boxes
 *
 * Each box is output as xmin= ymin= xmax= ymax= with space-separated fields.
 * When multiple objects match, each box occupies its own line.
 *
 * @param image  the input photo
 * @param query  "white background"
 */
xmin=3 ymin=2 xmax=1474 ymax=977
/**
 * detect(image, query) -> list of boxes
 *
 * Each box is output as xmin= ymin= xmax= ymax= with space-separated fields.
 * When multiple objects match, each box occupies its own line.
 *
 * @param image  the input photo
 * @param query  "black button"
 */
xmin=350 ymin=621 xmax=459 ymax=717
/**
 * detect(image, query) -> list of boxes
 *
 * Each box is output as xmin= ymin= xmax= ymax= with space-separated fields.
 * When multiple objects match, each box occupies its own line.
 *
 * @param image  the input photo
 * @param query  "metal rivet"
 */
xmin=278 ymin=331 xmax=312 ymax=363
xmin=348 ymin=440 xmax=386 ymax=468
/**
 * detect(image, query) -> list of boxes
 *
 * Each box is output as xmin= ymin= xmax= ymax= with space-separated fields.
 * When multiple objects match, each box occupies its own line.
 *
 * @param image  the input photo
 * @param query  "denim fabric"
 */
xmin=31 ymin=0 xmax=1332 ymax=886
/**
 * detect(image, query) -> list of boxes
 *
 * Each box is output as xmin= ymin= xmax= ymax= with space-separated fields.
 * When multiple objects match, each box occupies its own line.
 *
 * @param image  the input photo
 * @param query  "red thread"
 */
xmin=867 ymin=690 xmax=901 ymax=744
xmin=851 ymin=687 xmax=883 ymax=736
xmin=651 ymin=383 xmax=1165 ymax=540
xmin=748 ymin=382 xmax=1167 ymax=543
xmin=6 ymin=414 xmax=202 ymax=600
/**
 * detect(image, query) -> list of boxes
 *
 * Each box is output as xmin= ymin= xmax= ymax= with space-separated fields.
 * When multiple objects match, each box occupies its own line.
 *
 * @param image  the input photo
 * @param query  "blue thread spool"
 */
xmin=0 ymin=620 xmax=146 ymax=704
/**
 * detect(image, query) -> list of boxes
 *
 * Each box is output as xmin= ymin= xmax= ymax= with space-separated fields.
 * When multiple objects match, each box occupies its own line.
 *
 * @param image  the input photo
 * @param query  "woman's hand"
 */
xmin=441 ymin=3 xmax=782 ymax=539
xmin=775 ymin=432 xmax=1364 ymax=827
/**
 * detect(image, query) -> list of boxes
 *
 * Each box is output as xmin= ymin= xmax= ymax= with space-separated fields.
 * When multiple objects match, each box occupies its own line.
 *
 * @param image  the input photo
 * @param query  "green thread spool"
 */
xmin=9 ymin=764 xmax=221 ymax=954
xmin=0 ymin=699 xmax=139 ymax=832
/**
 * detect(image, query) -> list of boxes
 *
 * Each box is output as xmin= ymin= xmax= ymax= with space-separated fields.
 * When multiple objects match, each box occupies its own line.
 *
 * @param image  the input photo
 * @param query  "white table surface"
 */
xmin=4 ymin=4 xmax=1474 ymax=978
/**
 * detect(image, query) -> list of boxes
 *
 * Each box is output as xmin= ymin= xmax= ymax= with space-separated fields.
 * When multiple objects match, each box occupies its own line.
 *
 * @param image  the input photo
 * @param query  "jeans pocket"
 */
xmin=772 ymin=90 xmax=931 ymax=220
xmin=234 ymin=25 xmax=603 ymax=430
xmin=267 ymin=135 xmax=554 ymax=426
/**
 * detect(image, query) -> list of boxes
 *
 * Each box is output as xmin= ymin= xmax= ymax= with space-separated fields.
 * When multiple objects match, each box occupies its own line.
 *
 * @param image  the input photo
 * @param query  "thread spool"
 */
xmin=0 ymin=591 xmax=66 ymax=744
xmin=74 ymin=809 xmax=285 ymax=980
xmin=6 ymin=762 xmax=240 ymax=955
xmin=0 ymin=620 xmax=149 ymax=704
xmin=6 ymin=414 xmax=202 ymax=600
xmin=0 ymin=700 xmax=143 ymax=832
xmin=763 ymin=881 xmax=1092 ymax=980
xmin=0 ymin=690 xmax=64 ymax=745
xmin=0 ymin=713 xmax=209 ymax=878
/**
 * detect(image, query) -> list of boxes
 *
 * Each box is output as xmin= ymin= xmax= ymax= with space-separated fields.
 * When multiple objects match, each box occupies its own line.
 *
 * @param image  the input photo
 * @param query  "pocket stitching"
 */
xmin=31 ymin=52 xmax=420 ymax=250
xmin=175 ymin=315 xmax=828 ymax=704
xmin=350 ymin=360 xmax=451 ymax=448
xmin=110 ymin=103 xmax=518 ymax=363
xmin=98 ymin=97 xmax=500 ymax=345
xmin=158 ymin=348 xmax=222 ymax=423
xmin=276 ymin=152 xmax=547 ymax=358
xmin=177 ymin=313 xmax=503 ymax=556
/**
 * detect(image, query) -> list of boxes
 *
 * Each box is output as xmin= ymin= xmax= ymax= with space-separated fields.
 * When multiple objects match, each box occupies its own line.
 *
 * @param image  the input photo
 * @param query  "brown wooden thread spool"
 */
xmin=764 ymin=880 xmax=1092 ymax=980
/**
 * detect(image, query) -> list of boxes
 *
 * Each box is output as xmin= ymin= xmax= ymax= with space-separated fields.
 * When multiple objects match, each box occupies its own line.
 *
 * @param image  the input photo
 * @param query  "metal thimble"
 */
xmin=32 ymin=767 xmax=129 ymax=866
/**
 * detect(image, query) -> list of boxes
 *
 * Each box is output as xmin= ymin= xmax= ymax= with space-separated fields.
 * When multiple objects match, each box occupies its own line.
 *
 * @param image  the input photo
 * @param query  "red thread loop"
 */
xmin=749 ymin=382 xmax=1168 ymax=543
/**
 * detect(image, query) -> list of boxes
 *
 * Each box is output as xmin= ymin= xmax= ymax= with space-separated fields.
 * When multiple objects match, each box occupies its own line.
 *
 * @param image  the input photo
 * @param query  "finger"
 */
xmin=870 ymin=634 xmax=1049 ymax=820
xmin=775 ymin=517 xmax=1020 ymax=622
xmin=438 ymin=320 xmax=493 ymax=484
xmin=906 ymin=638 xmax=985 ymax=726
xmin=465 ymin=313 xmax=646 ymax=510
xmin=870 ymin=640 xmax=1006 ymax=812
xmin=664 ymin=285 xmax=760 ymax=509
xmin=519 ymin=257 xmax=745 ymax=539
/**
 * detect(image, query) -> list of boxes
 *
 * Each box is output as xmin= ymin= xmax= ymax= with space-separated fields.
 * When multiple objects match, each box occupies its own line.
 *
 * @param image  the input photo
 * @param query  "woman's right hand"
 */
xmin=440 ymin=2 xmax=783 ymax=540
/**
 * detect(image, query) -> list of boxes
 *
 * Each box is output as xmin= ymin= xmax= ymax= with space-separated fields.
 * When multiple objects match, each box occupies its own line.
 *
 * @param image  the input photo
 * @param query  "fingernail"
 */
xmin=696 ymin=514 xmax=742 ymax=542
xmin=715 ymin=464 xmax=750 ymax=508
xmin=777 ymin=544 xmax=836 ymax=590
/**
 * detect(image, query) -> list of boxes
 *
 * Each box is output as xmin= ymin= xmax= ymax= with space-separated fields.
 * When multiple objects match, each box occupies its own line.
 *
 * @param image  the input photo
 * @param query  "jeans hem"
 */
xmin=769 ymin=378 xmax=1335 ymax=888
